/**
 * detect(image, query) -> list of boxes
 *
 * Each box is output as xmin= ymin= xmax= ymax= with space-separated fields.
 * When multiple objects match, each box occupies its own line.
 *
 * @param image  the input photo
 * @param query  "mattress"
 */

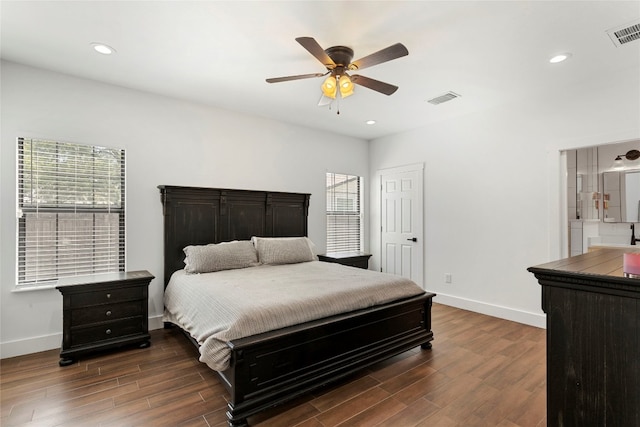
xmin=163 ymin=260 xmax=425 ymax=371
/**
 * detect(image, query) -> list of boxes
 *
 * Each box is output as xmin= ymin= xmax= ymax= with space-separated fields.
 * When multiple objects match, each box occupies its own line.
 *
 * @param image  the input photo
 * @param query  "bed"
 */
xmin=159 ymin=185 xmax=435 ymax=426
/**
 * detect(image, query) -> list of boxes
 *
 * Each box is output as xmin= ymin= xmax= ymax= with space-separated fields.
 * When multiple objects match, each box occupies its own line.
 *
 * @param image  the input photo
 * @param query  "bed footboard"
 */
xmin=218 ymin=292 xmax=435 ymax=426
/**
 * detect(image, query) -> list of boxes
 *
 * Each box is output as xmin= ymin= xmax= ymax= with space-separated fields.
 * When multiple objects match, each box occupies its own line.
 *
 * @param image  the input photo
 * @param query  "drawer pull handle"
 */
xmin=105 ymin=329 xmax=112 ymax=335
xmin=105 ymin=310 xmax=112 ymax=317
xmin=106 ymin=293 xmax=111 ymax=299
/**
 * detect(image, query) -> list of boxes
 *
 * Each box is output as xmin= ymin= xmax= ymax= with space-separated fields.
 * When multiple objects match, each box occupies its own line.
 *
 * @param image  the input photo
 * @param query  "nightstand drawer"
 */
xmin=69 ymin=286 xmax=143 ymax=308
xmin=70 ymin=317 xmax=145 ymax=347
xmin=71 ymin=300 xmax=145 ymax=326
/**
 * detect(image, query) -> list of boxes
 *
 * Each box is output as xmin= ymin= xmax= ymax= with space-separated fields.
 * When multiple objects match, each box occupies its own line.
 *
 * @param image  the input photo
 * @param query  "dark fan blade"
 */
xmin=349 ymin=43 xmax=408 ymax=71
xmin=351 ymin=75 xmax=399 ymax=96
xmin=295 ymin=37 xmax=336 ymax=68
xmin=266 ymin=73 xmax=325 ymax=83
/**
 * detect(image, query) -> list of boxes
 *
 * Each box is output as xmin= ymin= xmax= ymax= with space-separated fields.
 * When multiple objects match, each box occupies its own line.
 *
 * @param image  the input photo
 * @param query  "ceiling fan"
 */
xmin=266 ymin=37 xmax=409 ymax=105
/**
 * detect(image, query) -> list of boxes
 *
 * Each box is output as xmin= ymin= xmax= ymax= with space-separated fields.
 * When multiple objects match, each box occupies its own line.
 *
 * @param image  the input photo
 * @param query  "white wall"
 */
xmin=369 ymin=77 xmax=640 ymax=328
xmin=0 ymin=61 xmax=369 ymax=358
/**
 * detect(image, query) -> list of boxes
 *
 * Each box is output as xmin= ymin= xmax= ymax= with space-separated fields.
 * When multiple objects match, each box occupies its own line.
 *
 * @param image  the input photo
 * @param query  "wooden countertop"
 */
xmin=528 ymin=248 xmax=640 ymax=298
xmin=529 ymin=247 xmax=640 ymax=278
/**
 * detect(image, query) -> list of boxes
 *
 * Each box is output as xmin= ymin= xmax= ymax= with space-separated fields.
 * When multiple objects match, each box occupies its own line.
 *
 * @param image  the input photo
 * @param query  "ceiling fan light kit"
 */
xmin=266 ymin=37 xmax=408 ymax=112
xmin=339 ymin=76 xmax=354 ymax=97
xmin=321 ymin=76 xmax=337 ymax=98
xmin=321 ymin=74 xmax=354 ymax=99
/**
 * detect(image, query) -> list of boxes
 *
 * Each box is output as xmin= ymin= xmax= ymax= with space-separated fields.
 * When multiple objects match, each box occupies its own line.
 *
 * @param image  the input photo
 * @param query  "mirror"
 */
xmin=603 ymin=169 xmax=640 ymax=222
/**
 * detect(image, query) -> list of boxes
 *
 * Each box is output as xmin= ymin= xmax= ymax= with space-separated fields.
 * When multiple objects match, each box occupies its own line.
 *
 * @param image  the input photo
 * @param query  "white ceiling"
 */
xmin=2 ymin=1 xmax=639 ymax=140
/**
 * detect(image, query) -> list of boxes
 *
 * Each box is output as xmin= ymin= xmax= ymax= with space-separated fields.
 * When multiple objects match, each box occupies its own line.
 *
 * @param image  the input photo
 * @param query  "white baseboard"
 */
xmin=148 ymin=314 xmax=164 ymax=331
xmin=1 ymin=315 xmax=166 ymax=359
xmin=433 ymin=293 xmax=547 ymax=329
xmin=0 ymin=333 xmax=63 ymax=359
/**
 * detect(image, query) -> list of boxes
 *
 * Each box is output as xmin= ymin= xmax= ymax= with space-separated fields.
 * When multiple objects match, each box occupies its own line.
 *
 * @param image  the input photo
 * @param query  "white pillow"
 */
xmin=183 ymin=240 xmax=259 ymax=274
xmin=252 ymin=236 xmax=317 ymax=265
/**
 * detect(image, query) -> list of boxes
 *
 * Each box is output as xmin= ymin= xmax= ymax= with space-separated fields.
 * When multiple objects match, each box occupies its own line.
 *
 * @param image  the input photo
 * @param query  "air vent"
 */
xmin=427 ymin=91 xmax=461 ymax=105
xmin=606 ymin=21 xmax=640 ymax=47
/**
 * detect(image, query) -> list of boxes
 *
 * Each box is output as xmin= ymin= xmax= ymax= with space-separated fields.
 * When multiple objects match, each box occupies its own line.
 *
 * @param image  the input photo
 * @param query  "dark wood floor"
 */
xmin=1 ymin=303 xmax=546 ymax=427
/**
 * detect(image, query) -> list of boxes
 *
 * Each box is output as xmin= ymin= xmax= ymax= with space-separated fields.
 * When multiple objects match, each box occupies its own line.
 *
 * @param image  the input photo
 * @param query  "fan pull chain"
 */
xmin=328 ymin=89 xmax=341 ymax=114
xmin=336 ymin=75 xmax=341 ymax=115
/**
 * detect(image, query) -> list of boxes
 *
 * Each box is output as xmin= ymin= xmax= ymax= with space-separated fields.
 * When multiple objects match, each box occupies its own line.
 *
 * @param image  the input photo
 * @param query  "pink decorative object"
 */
xmin=623 ymin=253 xmax=640 ymax=278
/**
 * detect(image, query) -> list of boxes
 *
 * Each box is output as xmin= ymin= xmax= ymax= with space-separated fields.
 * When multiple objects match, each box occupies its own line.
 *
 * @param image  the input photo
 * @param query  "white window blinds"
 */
xmin=326 ymin=173 xmax=362 ymax=253
xmin=17 ymin=138 xmax=126 ymax=286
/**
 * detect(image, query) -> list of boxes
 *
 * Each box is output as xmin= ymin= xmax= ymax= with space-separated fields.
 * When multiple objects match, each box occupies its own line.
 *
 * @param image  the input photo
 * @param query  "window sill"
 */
xmin=12 ymin=284 xmax=57 ymax=293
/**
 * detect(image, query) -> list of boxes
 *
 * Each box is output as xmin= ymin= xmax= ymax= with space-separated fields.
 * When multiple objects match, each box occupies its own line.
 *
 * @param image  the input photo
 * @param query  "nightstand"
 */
xmin=318 ymin=252 xmax=372 ymax=269
xmin=56 ymin=270 xmax=154 ymax=366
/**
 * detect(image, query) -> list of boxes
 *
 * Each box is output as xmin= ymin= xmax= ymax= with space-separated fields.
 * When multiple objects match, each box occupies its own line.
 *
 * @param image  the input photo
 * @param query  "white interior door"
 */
xmin=380 ymin=164 xmax=424 ymax=286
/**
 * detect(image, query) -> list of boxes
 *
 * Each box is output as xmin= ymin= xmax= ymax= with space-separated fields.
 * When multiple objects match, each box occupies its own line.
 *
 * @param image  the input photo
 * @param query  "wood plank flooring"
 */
xmin=1 ymin=303 xmax=546 ymax=426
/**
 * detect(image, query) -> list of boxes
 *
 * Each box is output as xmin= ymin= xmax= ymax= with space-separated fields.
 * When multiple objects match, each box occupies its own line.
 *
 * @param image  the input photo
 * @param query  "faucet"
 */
xmin=632 ymin=224 xmax=638 ymax=245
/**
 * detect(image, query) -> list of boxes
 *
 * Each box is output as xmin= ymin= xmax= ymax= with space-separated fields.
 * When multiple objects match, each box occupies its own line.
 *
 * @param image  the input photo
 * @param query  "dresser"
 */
xmin=318 ymin=251 xmax=372 ymax=269
xmin=528 ymin=248 xmax=640 ymax=426
xmin=56 ymin=270 xmax=154 ymax=366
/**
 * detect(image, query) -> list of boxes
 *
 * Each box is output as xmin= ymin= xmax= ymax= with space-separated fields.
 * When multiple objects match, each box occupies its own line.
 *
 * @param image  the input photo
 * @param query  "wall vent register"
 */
xmin=427 ymin=91 xmax=461 ymax=105
xmin=607 ymin=20 xmax=640 ymax=47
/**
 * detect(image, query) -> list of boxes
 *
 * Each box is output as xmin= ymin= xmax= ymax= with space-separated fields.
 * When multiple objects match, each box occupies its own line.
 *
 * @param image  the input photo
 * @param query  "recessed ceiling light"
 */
xmin=549 ymin=53 xmax=571 ymax=63
xmin=365 ymin=120 xmax=376 ymax=125
xmin=91 ymin=43 xmax=116 ymax=55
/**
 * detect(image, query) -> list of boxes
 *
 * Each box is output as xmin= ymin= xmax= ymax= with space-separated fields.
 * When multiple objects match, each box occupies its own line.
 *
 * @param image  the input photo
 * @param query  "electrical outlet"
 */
xmin=445 ymin=273 xmax=452 ymax=283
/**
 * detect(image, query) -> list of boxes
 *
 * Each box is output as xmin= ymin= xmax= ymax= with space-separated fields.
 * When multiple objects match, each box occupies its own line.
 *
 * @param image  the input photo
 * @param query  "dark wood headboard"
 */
xmin=158 ymin=185 xmax=311 ymax=286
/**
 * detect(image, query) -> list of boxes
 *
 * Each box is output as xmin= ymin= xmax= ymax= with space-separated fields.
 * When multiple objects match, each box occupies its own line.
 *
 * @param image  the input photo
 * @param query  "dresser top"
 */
xmin=529 ymin=247 xmax=640 ymax=278
xmin=55 ymin=270 xmax=154 ymax=289
xmin=528 ymin=248 xmax=640 ymax=298
xmin=319 ymin=251 xmax=372 ymax=259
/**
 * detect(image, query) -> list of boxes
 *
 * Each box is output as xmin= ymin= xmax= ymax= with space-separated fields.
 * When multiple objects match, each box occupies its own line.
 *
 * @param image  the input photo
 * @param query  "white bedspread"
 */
xmin=163 ymin=261 xmax=425 ymax=371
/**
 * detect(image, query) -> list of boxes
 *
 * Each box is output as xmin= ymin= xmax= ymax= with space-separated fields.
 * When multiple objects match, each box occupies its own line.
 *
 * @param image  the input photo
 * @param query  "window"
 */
xmin=17 ymin=138 xmax=125 ymax=286
xmin=326 ymin=172 xmax=362 ymax=253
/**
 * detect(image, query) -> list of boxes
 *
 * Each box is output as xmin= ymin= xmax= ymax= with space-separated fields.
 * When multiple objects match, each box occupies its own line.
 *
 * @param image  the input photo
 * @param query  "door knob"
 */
xmin=407 ymin=237 xmax=417 ymax=242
